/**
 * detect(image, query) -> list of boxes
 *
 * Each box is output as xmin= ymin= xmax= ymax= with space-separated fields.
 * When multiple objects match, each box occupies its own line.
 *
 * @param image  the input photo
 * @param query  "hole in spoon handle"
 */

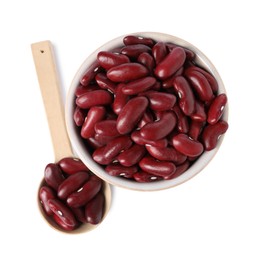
xmin=31 ymin=41 xmax=73 ymax=161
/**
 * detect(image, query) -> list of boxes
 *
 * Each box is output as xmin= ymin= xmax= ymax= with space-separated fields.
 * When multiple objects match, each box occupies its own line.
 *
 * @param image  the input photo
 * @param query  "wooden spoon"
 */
xmin=31 ymin=41 xmax=111 ymax=233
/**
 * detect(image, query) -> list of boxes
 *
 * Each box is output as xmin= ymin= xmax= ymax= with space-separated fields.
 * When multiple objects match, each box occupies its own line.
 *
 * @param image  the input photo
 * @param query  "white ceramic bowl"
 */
xmin=65 ymin=32 xmax=228 ymax=191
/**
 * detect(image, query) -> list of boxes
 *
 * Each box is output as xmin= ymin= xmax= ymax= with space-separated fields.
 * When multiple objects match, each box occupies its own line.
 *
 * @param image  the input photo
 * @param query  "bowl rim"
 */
xmin=65 ymin=31 xmax=229 ymax=191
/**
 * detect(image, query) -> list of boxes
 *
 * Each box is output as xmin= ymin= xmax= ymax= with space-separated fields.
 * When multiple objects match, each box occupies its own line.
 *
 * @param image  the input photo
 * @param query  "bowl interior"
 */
xmin=65 ymin=32 xmax=228 ymax=191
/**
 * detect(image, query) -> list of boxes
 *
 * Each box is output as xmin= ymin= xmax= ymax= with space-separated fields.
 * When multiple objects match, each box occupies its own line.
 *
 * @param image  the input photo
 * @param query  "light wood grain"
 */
xmin=31 ymin=41 xmax=73 ymax=161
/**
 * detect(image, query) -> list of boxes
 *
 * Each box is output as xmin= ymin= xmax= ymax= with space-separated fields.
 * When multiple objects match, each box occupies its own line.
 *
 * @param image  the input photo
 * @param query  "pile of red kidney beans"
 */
xmin=73 ymin=35 xmax=228 ymax=182
xmin=39 ymin=157 xmax=105 ymax=231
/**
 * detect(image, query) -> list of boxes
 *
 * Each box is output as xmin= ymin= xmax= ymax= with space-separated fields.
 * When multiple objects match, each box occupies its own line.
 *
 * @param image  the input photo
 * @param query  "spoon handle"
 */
xmin=31 ymin=41 xmax=73 ymax=161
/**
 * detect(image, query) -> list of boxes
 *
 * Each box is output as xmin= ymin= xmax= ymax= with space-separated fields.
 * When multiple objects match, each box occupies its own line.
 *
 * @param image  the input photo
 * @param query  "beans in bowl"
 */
xmin=73 ymin=35 xmax=228 ymax=182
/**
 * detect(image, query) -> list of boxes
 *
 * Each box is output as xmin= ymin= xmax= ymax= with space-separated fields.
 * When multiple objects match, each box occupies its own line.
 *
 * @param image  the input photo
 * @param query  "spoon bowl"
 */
xmin=37 ymin=179 xmax=111 ymax=234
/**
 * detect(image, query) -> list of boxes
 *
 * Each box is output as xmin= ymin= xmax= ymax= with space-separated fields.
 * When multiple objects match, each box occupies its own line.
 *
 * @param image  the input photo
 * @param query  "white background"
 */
xmin=0 ymin=0 xmax=255 ymax=259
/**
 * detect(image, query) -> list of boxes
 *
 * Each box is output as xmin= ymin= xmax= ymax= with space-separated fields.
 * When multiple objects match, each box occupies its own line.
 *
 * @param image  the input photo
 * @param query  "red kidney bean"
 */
xmin=185 ymin=70 xmax=213 ymax=101
xmin=105 ymin=163 xmax=138 ymax=178
xmin=57 ymin=171 xmax=89 ymax=200
xmin=39 ymin=186 xmax=56 ymax=216
xmin=94 ymin=133 xmax=116 ymax=146
xmin=75 ymin=84 xmax=99 ymax=97
xmin=166 ymin=43 xmax=195 ymax=60
xmin=172 ymin=105 xmax=189 ymax=133
xmin=80 ymin=61 xmax=101 ymax=87
xmin=163 ymin=160 xmax=190 ymax=180
xmin=72 ymin=207 xmax=87 ymax=223
xmin=112 ymin=83 xmax=129 ymax=115
xmin=97 ymin=51 xmax=130 ymax=70
xmin=67 ymin=175 xmax=102 ymax=208
xmin=94 ymin=119 xmax=119 ymax=137
xmin=146 ymin=145 xmax=187 ymax=164
xmin=48 ymin=199 xmax=78 ymax=230
xmin=95 ymin=72 xmax=117 ymax=93
xmin=133 ymin=171 xmax=162 ymax=182
xmin=162 ymin=66 xmax=184 ymax=89
xmin=118 ymin=144 xmax=146 ymax=166
xmin=141 ymin=91 xmax=176 ymax=111
xmin=188 ymin=121 xmax=205 ymax=140
xmin=122 ymin=76 xmax=156 ymax=95
xmin=154 ymin=47 xmax=186 ymax=79
xmin=123 ymin=35 xmax=154 ymax=47
xmin=104 ymin=135 xmax=132 ymax=161
xmin=152 ymin=42 xmax=168 ymax=65
xmin=117 ymin=96 xmax=148 ymax=134
xmin=121 ymin=44 xmax=151 ymax=58
xmin=58 ymin=157 xmax=89 ymax=175
xmin=76 ymin=90 xmax=113 ymax=109
xmin=139 ymin=156 xmax=176 ymax=177
xmin=92 ymin=146 xmax=111 ymax=165
xmin=185 ymin=66 xmax=218 ymax=93
xmin=87 ymin=137 xmax=104 ymax=149
xmin=81 ymin=106 xmax=106 ymax=139
xmin=190 ymin=100 xmax=207 ymax=122
xmin=44 ymin=163 xmax=65 ymax=191
xmin=200 ymin=71 xmax=218 ymax=94
xmin=187 ymin=155 xmax=200 ymax=162
xmin=131 ymin=130 xmax=168 ymax=148
xmin=172 ymin=133 xmax=204 ymax=157
xmin=73 ymin=106 xmax=87 ymax=127
xmin=53 ymin=213 xmax=78 ymax=231
xmin=85 ymin=192 xmax=105 ymax=225
xmin=140 ymin=111 xmax=177 ymax=140
xmin=207 ymin=93 xmax=227 ymax=124
xmin=107 ymin=63 xmax=149 ymax=82
xmin=183 ymin=49 xmax=195 ymax=60
xmin=201 ymin=120 xmax=228 ymax=150
xmin=93 ymin=135 xmax=132 ymax=165
xmin=137 ymin=52 xmax=155 ymax=73
xmin=75 ymin=84 xmax=85 ymax=98
xmin=137 ymin=109 xmax=154 ymax=128
xmin=173 ymin=76 xmax=195 ymax=116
